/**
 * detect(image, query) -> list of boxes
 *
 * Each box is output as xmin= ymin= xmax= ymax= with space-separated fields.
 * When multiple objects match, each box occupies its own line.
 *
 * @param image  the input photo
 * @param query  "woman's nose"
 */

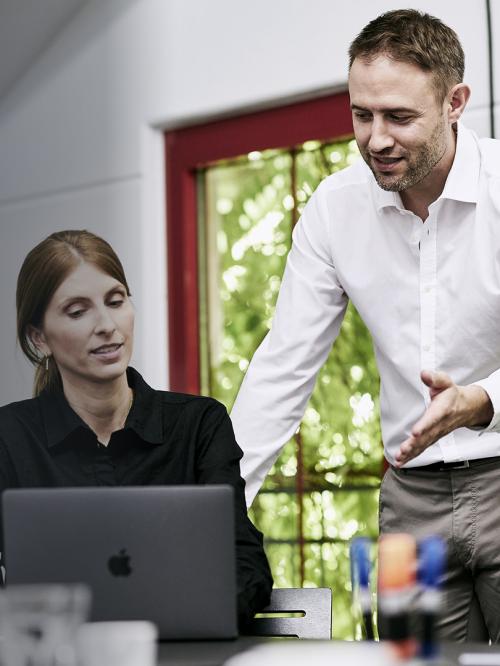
xmin=94 ymin=308 xmax=116 ymax=335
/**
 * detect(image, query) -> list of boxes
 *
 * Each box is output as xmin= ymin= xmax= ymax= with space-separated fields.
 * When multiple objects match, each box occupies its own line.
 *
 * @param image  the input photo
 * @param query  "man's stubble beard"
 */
xmin=363 ymin=117 xmax=448 ymax=192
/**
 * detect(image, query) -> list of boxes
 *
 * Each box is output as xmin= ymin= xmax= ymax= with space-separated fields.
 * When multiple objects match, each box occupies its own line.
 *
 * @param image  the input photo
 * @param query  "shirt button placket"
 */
xmin=419 ymin=218 xmax=437 ymax=406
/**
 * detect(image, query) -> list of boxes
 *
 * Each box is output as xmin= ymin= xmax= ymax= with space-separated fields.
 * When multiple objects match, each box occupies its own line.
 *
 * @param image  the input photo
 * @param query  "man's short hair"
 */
xmin=348 ymin=9 xmax=465 ymax=102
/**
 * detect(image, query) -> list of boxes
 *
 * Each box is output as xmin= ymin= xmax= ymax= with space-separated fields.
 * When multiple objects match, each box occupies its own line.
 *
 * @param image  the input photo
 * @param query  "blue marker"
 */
xmin=350 ymin=537 xmax=374 ymax=640
xmin=418 ymin=536 xmax=446 ymax=659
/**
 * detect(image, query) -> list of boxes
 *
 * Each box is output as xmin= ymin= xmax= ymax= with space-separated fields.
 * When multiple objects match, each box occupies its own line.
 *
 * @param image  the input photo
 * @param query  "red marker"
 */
xmin=378 ymin=533 xmax=417 ymax=660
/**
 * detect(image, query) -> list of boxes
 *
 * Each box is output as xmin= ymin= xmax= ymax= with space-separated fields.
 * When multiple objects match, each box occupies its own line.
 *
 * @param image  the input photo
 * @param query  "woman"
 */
xmin=0 ymin=229 xmax=272 ymax=628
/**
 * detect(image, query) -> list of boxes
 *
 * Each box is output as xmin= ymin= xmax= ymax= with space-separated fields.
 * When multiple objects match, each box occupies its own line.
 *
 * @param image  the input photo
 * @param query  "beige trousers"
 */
xmin=379 ymin=460 xmax=500 ymax=642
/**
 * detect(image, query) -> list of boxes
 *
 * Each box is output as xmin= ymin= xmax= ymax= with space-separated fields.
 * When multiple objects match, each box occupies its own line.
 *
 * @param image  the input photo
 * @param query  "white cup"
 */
xmin=76 ymin=621 xmax=158 ymax=666
xmin=0 ymin=584 xmax=91 ymax=666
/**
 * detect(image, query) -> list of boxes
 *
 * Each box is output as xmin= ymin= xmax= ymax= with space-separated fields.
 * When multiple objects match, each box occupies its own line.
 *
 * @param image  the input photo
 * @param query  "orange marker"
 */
xmin=378 ymin=533 xmax=417 ymax=660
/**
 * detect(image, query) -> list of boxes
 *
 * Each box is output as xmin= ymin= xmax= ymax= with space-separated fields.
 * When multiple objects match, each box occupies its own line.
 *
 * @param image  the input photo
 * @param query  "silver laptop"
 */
xmin=2 ymin=486 xmax=237 ymax=640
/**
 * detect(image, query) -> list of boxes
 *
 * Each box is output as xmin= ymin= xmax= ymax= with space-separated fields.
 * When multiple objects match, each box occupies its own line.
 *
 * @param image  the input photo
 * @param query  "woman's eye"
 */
xmin=67 ymin=309 xmax=84 ymax=319
xmin=109 ymin=298 xmax=124 ymax=308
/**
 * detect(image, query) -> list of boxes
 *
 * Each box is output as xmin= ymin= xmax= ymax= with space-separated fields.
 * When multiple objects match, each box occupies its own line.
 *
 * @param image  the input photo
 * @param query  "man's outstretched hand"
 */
xmin=394 ymin=370 xmax=493 ymax=467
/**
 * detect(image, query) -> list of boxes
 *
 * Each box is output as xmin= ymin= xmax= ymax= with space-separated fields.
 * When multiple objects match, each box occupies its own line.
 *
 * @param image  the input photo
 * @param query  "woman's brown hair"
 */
xmin=16 ymin=230 xmax=131 ymax=396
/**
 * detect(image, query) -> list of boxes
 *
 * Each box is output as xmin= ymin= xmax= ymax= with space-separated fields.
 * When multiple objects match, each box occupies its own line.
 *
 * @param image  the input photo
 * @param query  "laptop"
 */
xmin=2 ymin=486 xmax=237 ymax=640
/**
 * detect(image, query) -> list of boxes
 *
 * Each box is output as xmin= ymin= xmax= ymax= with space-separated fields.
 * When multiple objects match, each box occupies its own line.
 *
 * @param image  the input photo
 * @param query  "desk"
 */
xmin=157 ymin=638 xmax=500 ymax=666
xmin=158 ymin=637 xmax=264 ymax=666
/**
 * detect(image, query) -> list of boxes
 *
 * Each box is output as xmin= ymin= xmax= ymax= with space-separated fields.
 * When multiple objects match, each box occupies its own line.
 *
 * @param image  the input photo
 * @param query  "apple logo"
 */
xmin=107 ymin=548 xmax=133 ymax=576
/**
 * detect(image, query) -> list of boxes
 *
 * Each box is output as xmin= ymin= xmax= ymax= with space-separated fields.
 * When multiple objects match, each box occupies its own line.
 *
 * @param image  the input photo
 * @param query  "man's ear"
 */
xmin=27 ymin=325 xmax=50 ymax=357
xmin=447 ymin=83 xmax=471 ymax=124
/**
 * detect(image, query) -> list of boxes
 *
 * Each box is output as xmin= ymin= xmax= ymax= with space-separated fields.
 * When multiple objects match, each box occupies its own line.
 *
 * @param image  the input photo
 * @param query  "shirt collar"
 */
xmin=124 ymin=367 xmax=164 ymax=445
xmin=440 ymin=122 xmax=480 ymax=204
xmin=39 ymin=387 xmax=90 ymax=448
xmin=372 ymin=122 xmax=480 ymax=212
xmin=372 ymin=180 xmax=403 ymax=212
xmin=40 ymin=367 xmax=163 ymax=448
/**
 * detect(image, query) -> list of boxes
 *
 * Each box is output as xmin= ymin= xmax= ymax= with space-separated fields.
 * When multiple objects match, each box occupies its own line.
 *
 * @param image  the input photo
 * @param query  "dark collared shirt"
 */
xmin=0 ymin=367 xmax=272 ymax=627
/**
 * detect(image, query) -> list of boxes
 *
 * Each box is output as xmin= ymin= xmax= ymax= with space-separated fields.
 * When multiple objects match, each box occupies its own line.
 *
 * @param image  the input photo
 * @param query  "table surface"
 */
xmin=157 ymin=637 xmax=500 ymax=666
xmin=158 ymin=636 xmax=261 ymax=666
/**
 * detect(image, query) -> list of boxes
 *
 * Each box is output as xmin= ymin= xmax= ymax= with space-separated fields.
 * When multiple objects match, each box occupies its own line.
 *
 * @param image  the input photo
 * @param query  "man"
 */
xmin=231 ymin=9 xmax=500 ymax=641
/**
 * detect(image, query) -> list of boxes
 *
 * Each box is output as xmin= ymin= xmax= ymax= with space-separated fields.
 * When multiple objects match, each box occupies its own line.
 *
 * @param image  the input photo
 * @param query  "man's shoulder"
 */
xmin=302 ymin=158 xmax=375 ymax=227
xmin=478 ymin=136 xmax=500 ymax=177
xmin=477 ymin=137 xmax=500 ymax=214
xmin=317 ymin=157 xmax=370 ymax=194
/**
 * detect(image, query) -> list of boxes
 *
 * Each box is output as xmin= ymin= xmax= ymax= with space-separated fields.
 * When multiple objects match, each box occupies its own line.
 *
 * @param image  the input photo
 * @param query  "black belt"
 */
xmin=394 ymin=455 xmax=500 ymax=472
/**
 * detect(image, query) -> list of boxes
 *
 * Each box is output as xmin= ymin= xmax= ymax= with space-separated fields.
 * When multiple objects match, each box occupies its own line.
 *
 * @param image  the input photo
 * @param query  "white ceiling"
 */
xmin=0 ymin=0 xmax=87 ymax=102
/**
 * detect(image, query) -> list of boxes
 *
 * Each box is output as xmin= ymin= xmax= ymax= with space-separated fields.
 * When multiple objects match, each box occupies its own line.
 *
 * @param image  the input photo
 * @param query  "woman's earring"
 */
xmin=45 ymin=355 xmax=50 ymax=371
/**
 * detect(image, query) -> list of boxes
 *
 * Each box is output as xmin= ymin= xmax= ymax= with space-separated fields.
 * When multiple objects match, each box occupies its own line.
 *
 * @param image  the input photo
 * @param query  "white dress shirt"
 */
xmin=231 ymin=124 xmax=500 ymax=505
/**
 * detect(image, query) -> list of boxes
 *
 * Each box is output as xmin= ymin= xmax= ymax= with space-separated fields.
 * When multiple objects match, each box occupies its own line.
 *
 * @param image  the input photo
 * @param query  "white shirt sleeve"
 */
xmin=230 ymin=186 xmax=349 ymax=506
xmin=471 ymin=371 xmax=500 ymax=433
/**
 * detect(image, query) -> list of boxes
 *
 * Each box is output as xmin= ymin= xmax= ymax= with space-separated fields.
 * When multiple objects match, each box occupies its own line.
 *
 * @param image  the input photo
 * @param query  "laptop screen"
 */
xmin=2 ymin=485 xmax=237 ymax=639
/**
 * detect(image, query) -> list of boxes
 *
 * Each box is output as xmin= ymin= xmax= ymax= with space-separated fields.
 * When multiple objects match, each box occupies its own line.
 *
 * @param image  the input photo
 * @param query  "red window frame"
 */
xmin=164 ymin=92 xmax=353 ymax=393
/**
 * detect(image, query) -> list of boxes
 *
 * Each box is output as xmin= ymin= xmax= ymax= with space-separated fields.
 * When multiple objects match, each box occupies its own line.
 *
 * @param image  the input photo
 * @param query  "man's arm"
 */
xmin=395 ymin=369 xmax=495 ymax=466
xmin=231 ymin=187 xmax=348 ymax=505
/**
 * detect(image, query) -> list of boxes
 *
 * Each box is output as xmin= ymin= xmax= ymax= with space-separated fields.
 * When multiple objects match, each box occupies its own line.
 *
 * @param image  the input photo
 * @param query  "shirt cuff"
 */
xmin=470 ymin=375 xmax=500 ymax=433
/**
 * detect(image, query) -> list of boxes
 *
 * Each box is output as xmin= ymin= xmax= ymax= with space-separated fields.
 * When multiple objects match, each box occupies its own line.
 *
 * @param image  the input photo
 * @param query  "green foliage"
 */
xmin=202 ymin=138 xmax=382 ymax=639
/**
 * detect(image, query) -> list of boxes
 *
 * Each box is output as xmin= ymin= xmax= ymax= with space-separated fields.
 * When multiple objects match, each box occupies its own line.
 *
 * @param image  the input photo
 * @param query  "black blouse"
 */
xmin=0 ymin=367 xmax=272 ymax=627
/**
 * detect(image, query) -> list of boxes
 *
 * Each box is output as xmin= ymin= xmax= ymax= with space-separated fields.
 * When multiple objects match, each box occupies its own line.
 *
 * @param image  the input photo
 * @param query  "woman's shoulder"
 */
xmin=0 ymin=395 xmax=40 ymax=419
xmin=157 ymin=389 xmax=227 ymax=415
xmin=144 ymin=390 xmax=230 ymax=439
xmin=129 ymin=368 xmax=230 ymax=430
xmin=0 ymin=396 xmax=42 ymax=443
xmin=130 ymin=368 xmax=224 ymax=410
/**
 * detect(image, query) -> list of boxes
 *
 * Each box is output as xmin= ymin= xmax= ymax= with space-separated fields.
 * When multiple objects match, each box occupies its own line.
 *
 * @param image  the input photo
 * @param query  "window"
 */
xmin=165 ymin=94 xmax=382 ymax=638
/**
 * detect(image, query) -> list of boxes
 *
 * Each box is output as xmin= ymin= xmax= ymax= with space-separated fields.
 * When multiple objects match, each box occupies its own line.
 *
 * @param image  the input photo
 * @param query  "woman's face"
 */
xmin=32 ymin=261 xmax=134 ymax=389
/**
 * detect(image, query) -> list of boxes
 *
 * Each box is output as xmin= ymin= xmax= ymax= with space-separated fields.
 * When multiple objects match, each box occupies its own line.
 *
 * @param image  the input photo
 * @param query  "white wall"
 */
xmin=0 ymin=0 xmax=498 ymax=403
